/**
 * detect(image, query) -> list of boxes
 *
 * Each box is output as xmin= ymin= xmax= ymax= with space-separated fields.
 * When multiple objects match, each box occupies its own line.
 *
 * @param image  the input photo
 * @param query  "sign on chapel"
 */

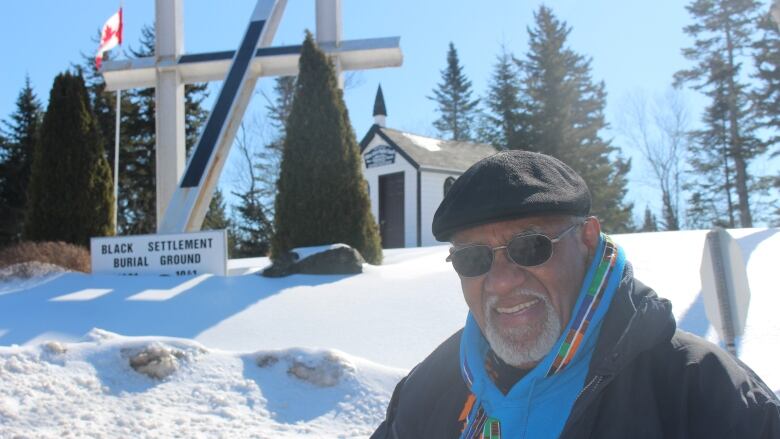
xmin=360 ymin=86 xmax=496 ymax=249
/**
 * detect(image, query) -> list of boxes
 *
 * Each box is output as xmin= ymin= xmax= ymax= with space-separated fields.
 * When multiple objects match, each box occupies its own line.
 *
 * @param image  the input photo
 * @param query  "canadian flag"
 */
xmin=95 ymin=8 xmax=123 ymax=70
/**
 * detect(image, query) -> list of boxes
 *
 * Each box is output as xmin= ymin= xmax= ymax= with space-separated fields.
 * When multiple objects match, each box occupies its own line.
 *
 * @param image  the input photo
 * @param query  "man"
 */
xmin=371 ymin=151 xmax=779 ymax=438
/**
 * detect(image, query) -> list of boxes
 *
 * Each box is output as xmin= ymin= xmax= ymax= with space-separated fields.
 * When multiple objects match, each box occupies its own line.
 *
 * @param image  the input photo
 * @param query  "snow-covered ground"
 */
xmin=0 ymin=228 xmax=778 ymax=437
xmin=0 ymin=330 xmax=403 ymax=438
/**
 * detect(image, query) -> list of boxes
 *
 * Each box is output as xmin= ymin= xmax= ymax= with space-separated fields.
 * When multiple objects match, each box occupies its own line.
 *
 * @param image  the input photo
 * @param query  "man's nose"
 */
xmin=483 ymin=249 xmax=528 ymax=295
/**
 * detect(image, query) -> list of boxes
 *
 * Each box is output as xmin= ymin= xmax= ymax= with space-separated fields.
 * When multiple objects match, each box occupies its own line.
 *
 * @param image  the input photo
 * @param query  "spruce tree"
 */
xmin=81 ymin=25 xmax=209 ymax=234
xmin=675 ymin=0 xmax=764 ymax=227
xmin=79 ymin=31 xmax=126 ymax=176
xmin=429 ymin=42 xmax=480 ymax=141
xmin=26 ymin=72 xmax=114 ymax=245
xmin=753 ymin=11 xmax=780 ymax=221
xmin=202 ymin=187 xmax=230 ymax=231
xmin=256 ymin=75 xmax=296 ymax=209
xmin=232 ymin=76 xmax=295 ymax=257
xmin=201 ymin=187 xmax=237 ymax=255
xmin=79 ymin=31 xmax=136 ymax=234
xmin=231 ymin=126 xmax=274 ymax=258
xmin=265 ymin=75 xmax=296 ymax=145
xmin=0 ymin=76 xmax=43 ymax=245
xmin=479 ymin=47 xmax=524 ymax=150
xmin=232 ymin=184 xmax=273 ymax=257
xmin=754 ymin=12 xmax=780 ymax=151
xmin=640 ymin=206 xmax=659 ymax=232
xmin=516 ymin=6 xmax=633 ymax=232
xmin=271 ymin=32 xmax=382 ymax=264
xmin=684 ymin=59 xmax=741 ymax=228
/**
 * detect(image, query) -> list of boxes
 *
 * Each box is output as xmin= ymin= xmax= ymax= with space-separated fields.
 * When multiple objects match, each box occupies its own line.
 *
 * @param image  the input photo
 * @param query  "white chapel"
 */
xmin=360 ymin=86 xmax=496 ymax=248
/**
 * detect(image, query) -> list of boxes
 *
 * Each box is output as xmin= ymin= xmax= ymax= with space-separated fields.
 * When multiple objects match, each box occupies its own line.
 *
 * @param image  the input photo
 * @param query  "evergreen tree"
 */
xmin=231 ymin=76 xmax=295 ymax=257
xmin=429 ymin=42 xmax=480 ymax=141
xmin=78 ymin=30 xmax=135 ymax=229
xmin=201 ymin=187 xmax=237 ymax=255
xmin=0 ymin=131 xmax=6 ymax=160
xmin=675 ymin=0 xmax=764 ymax=227
xmin=265 ymin=75 xmax=296 ymax=146
xmin=640 ymin=206 xmax=659 ymax=232
xmin=754 ymin=12 xmax=780 ymax=151
xmin=516 ymin=6 xmax=634 ymax=232
xmin=26 ymin=72 xmax=114 ymax=245
xmin=232 ymin=181 xmax=273 ymax=257
xmin=81 ymin=25 xmax=208 ymax=234
xmin=0 ymin=76 xmax=43 ymax=245
xmin=256 ymin=75 xmax=296 ymax=210
xmin=479 ymin=47 xmax=524 ymax=150
xmin=685 ymin=59 xmax=741 ymax=228
xmin=80 ymin=32 xmax=123 ymax=171
xmin=202 ymin=187 xmax=230 ymax=230
xmin=271 ymin=32 xmax=382 ymax=264
xmin=753 ymin=12 xmax=780 ymax=219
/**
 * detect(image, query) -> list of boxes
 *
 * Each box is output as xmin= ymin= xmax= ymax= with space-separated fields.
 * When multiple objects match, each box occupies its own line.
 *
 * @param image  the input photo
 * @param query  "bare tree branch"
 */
xmin=618 ymin=88 xmax=691 ymax=230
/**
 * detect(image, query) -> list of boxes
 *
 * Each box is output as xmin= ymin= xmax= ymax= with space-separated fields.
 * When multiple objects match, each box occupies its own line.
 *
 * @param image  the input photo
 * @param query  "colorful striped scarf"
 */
xmin=459 ymin=234 xmax=625 ymax=439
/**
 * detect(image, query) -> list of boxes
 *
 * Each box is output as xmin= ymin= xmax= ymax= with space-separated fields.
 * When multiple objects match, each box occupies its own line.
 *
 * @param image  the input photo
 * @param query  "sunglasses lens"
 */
xmin=451 ymin=246 xmax=494 ymax=277
xmin=507 ymin=234 xmax=553 ymax=267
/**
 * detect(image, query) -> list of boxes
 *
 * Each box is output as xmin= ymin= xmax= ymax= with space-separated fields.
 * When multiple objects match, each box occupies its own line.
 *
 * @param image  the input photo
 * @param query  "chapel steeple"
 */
xmin=373 ymin=84 xmax=387 ymax=127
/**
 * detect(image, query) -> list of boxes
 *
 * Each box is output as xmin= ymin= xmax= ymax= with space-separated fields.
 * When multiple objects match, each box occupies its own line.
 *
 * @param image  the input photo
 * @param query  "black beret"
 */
xmin=432 ymin=150 xmax=591 ymax=241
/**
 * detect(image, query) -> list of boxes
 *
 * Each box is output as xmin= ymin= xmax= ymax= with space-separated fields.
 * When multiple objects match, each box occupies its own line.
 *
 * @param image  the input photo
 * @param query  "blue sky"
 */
xmin=0 ymin=1 xmax=773 ymax=224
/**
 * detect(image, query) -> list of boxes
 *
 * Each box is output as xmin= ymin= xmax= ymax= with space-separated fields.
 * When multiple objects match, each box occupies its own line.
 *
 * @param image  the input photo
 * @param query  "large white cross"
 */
xmin=101 ymin=0 xmax=402 ymax=233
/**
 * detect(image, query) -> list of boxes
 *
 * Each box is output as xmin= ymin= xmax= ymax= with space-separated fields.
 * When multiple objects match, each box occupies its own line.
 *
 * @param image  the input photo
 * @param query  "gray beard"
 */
xmin=483 ymin=290 xmax=562 ymax=368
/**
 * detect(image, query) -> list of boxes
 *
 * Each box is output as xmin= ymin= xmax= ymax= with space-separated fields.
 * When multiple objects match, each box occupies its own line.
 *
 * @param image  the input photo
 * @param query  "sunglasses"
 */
xmin=446 ymin=221 xmax=585 ymax=278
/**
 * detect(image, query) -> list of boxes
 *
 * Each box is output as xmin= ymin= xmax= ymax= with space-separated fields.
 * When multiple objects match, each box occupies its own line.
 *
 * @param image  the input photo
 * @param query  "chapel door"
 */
xmin=379 ymin=172 xmax=405 ymax=248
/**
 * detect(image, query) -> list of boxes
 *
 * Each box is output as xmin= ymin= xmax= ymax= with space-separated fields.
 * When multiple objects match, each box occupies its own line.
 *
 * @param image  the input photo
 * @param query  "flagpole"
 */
xmin=114 ymin=89 xmax=120 ymax=235
xmin=113 ymin=1 xmax=123 ymax=236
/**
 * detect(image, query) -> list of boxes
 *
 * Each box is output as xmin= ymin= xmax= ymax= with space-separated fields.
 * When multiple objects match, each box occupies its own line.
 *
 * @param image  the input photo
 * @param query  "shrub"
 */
xmin=0 ymin=241 xmax=90 ymax=273
xmin=25 ymin=71 xmax=114 ymax=246
xmin=271 ymin=32 xmax=382 ymax=264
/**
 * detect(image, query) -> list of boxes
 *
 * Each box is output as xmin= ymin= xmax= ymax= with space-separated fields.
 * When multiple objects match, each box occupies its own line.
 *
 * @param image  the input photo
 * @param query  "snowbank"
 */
xmin=0 ymin=331 xmax=404 ymax=438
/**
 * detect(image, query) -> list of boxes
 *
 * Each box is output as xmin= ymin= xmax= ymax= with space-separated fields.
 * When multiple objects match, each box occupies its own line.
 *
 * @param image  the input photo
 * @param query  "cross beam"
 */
xmin=100 ymin=0 xmax=402 ymax=233
xmin=159 ymin=0 xmax=283 ymax=232
xmin=101 ymin=38 xmax=402 ymax=90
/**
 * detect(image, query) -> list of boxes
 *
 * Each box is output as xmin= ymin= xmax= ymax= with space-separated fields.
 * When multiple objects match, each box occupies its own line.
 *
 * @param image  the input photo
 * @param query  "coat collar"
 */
xmin=588 ymin=262 xmax=676 ymax=377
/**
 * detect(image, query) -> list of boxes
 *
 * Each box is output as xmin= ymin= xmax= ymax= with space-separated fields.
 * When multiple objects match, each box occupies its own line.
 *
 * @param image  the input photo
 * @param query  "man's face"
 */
xmin=451 ymin=215 xmax=599 ymax=369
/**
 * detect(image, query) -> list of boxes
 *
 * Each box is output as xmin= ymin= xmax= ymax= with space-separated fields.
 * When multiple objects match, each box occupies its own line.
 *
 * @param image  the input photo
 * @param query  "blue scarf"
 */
xmin=459 ymin=234 xmax=625 ymax=439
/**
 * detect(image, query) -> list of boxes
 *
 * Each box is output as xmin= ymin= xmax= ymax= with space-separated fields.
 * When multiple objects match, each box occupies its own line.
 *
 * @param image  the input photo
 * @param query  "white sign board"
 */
xmin=90 ymin=230 xmax=228 ymax=276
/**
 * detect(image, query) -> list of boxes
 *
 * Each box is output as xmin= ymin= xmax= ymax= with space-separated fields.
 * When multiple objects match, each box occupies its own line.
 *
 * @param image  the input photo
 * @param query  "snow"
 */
xmin=291 ymin=243 xmax=352 ymax=261
xmin=612 ymin=229 xmax=780 ymax=393
xmin=401 ymin=132 xmax=442 ymax=151
xmin=0 ymin=228 xmax=778 ymax=436
xmin=0 ymin=330 xmax=403 ymax=438
xmin=0 ymin=261 xmax=70 ymax=280
xmin=0 ymin=262 xmax=69 ymax=296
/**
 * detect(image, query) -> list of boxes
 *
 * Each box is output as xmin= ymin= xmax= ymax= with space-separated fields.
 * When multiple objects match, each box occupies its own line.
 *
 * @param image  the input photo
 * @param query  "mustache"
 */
xmin=484 ymin=289 xmax=548 ymax=309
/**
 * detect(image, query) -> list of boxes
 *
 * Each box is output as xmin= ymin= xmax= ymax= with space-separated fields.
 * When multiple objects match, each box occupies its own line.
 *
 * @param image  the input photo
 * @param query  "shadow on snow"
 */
xmin=0 ymin=272 xmax=353 ymax=346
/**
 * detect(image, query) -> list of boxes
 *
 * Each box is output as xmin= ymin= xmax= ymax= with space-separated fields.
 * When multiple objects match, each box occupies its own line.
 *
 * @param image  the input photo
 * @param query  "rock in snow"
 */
xmin=124 ymin=343 xmax=186 ymax=380
xmin=262 ymin=243 xmax=365 ymax=277
xmin=257 ymin=350 xmax=351 ymax=387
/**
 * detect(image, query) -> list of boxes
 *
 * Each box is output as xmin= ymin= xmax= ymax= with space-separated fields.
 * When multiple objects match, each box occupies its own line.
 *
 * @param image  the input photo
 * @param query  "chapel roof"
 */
xmin=360 ymin=125 xmax=497 ymax=172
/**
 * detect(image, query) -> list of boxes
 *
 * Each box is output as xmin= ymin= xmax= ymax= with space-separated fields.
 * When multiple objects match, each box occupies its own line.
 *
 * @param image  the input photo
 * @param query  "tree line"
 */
xmin=428 ymin=2 xmax=780 ymax=231
xmin=2 ymin=1 xmax=779 ymax=254
xmin=0 ymin=26 xmax=262 ymax=254
xmin=0 ymin=26 xmax=381 ymax=263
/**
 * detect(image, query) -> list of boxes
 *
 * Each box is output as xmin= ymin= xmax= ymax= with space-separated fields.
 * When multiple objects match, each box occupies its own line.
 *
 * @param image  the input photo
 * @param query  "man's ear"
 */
xmin=581 ymin=216 xmax=601 ymax=256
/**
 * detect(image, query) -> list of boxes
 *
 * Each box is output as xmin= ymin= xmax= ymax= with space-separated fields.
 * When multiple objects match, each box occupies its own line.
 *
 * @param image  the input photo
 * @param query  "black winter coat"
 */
xmin=371 ymin=266 xmax=780 ymax=438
